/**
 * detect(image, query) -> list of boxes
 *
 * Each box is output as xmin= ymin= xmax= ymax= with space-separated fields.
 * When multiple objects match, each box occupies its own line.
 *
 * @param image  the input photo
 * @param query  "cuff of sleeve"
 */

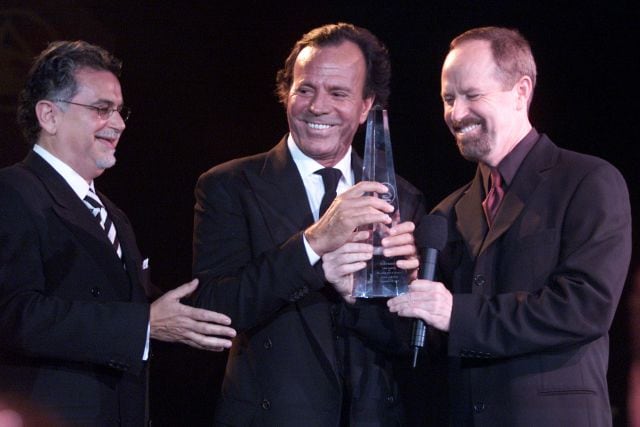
xmin=303 ymin=233 xmax=321 ymax=265
xmin=142 ymin=323 xmax=150 ymax=360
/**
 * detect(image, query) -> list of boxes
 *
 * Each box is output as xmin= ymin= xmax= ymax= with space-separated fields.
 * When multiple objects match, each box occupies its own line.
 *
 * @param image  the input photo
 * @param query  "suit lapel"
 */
xmin=244 ymin=138 xmax=341 ymax=382
xmin=481 ymin=136 xmax=557 ymax=253
xmin=455 ymin=168 xmax=489 ymax=258
xmin=244 ymin=138 xmax=315 ymax=243
xmin=456 ymin=136 xmax=558 ymax=257
xmin=23 ymin=152 xmax=131 ymax=299
xmin=101 ymin=195 xmax=146 ymax=301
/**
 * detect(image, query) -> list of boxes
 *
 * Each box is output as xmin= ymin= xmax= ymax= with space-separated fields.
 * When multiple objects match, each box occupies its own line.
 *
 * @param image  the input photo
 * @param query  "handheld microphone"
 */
xmin=411 ymin=214 xmax=448 ymax=368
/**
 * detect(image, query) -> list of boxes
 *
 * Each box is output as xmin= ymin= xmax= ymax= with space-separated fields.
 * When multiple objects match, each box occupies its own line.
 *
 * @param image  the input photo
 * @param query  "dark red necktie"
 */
xmin=482 ymin=169 xmax=504 ymax=227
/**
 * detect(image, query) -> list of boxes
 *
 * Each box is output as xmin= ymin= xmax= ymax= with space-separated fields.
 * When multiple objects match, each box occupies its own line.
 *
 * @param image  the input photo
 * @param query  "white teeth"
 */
xmin=459 ymin=124 xmax=480 ymax=134
xmin=307 ymin=122 xmax=331 ymax=130
xmin=96 ymin=132 xmax=120 ymax=140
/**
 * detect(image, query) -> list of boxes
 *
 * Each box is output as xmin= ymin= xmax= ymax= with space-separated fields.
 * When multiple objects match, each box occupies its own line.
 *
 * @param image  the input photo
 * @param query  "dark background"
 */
xmin=1 ymin=1 xmax=637 ymax=425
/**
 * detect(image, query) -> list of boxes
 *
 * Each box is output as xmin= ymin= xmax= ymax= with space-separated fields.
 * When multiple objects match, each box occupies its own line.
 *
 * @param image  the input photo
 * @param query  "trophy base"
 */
xmin=352 ymin=253 xmax=409 ymax=298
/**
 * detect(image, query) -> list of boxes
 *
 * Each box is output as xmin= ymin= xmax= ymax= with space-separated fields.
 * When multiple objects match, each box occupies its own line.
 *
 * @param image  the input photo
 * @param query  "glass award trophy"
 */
xmin=352 ymin=107 xmax=408 ymax=298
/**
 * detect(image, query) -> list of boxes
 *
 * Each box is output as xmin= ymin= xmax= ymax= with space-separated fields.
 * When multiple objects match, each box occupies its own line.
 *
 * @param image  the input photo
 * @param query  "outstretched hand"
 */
xmin=150 ymin=279 xmax=236 ymax=351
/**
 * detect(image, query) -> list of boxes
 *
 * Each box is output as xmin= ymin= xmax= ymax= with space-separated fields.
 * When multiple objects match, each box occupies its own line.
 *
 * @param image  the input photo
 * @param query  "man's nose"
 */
xmin=309 ymin=92 xmax=330 ymax=115
xmin=449 ymin=99 xmax=469 ymax=123
xmin=108 ymin=110 xmax=126 ymax=131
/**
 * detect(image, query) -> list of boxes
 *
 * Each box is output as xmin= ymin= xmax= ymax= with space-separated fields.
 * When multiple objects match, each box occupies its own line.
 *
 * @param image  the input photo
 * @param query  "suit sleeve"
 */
xmin=0 ymin=180 xmax=149 ymax=375
xmin=191 ymin=170 xmax=326 ymax=332
xmin=447 ymin=161 xmax=632 ymax=357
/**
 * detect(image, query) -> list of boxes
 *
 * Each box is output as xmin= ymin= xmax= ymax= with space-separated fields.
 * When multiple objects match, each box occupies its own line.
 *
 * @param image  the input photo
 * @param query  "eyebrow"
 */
xmin=325 ymin=83 xmax=354 ymax=93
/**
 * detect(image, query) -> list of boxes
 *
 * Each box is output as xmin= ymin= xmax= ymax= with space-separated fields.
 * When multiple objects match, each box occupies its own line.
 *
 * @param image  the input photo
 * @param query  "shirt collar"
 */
xmin=287 ymin=134 xmax=353 ymax=185
xmin=481 ymin=127 xmax=540 ymax=192
xmin=33 ymin=144 xmax=94 ymax=199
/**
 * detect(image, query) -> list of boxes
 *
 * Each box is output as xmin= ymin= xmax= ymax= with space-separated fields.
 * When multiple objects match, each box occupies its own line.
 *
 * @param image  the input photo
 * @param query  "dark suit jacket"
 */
xmin=432 ymin=134 xmax=632 ymax=426
xmin=192 ymin=137 xmax=426 ymax=426
xmin=0 ymin=151 xmax=150 ymax=426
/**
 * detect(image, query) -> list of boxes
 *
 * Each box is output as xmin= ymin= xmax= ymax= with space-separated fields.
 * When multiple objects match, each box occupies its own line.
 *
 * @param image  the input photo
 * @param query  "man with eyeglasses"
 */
xmin=0 ymin=40 xmax=236 ymax=426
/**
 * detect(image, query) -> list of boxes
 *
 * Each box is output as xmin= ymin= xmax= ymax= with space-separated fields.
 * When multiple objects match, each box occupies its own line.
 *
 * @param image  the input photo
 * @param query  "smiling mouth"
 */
xmin=456 ymin=123 xmax=482 ymax=134
xmin=96 ymin=135 xmax=118 ymax=148
xmin=305 ymin=121 xmax=334 ymax=130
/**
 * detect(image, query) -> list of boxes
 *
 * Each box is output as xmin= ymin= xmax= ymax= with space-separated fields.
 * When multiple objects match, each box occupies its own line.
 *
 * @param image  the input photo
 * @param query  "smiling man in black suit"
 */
xmin=191 ymin=23 xmax=426 ymax=426
xmin=388 ymin=26 xmax=632 ymax=427
xmin=0 ymin=40 xmax=236 ymax=426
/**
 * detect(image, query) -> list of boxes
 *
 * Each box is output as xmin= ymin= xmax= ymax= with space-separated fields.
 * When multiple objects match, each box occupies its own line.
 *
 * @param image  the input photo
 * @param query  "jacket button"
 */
xmin=472 ymin=275 xmax=485 ymax=287
xmin=473 ymin=401 xmax=486 ymax=413
xmin=91 ymin=287 xmax=102 ymax=297
xmin=261 ymin=399 xmax=271 ymax=410
xmin=263 ymin=338 xmax=272 ymax=349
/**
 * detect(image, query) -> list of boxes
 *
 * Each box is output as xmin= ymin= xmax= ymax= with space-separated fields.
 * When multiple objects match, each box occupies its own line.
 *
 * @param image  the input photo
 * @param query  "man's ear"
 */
xmin=514 ymin=76 xmax=533 ymax=111
xmin=35 ymin=100 xmax=60 ymax=136
xmin=359 ymin=96 xmax=375 ymax=124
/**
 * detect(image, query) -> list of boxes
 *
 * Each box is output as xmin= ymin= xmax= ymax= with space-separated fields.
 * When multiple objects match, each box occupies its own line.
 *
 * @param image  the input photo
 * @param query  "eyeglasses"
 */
xmin=53 ymin=99 xmax=131 ymax=122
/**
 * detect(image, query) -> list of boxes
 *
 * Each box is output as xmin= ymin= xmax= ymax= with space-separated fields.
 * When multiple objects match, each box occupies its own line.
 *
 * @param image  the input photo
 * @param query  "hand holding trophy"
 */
xmin=352 ymin=107 xmax=410 ymax=298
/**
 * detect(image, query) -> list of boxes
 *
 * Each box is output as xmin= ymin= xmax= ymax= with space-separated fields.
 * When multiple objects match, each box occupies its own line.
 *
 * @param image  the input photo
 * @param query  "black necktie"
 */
xmin=315 ymin=168 xmax=342 ymax=218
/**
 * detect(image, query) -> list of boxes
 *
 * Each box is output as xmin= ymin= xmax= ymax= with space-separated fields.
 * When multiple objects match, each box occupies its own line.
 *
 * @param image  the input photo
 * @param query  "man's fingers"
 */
xmin=336 ymin=261 xmax=367 ymax=276
xmin=326 ymin=242 xmax=373 ymax=256
xmin=166 ymin=279 xmax=199 ymax=300
xmin=396 ymin=258 xmax=419 ymax=270
xmin=382 ymin=232 xmax=415 ymax=248
xmin=339 ymin=195 xmax=395 ymax=213
xmin=350 ymin=230 xmax=370 ymax=242
xmin=342 ymin=181 xmax=389 ymax=198
xmin=189 ymin=320 xmax=237 ymax=338
xmin=383 ymin=243 xmax=417 ymax=258
xmin=182 ymin=333 xmax=234 ymax=352
xmin=337 ymin=210 xmax=392 ymax=230
xmin=387 ymin=221 xmax=416 ymax=235
xmin=183 ymin=306 xmax=233 ymax=325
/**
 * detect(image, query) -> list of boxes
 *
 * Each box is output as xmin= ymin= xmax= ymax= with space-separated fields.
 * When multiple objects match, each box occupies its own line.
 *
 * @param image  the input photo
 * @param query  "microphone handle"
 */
xmin=410 ymin=248 xmax=438 ymax=367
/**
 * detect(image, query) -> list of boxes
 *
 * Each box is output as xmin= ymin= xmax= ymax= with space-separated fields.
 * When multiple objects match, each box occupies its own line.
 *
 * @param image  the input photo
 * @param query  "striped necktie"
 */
xmin=83 ymin=189 xmax=122 ymax=258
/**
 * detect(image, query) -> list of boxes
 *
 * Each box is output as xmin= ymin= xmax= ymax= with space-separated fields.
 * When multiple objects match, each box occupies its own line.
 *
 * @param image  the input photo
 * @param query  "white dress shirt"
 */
xmin=287 ymin=135 xmax=354 ymax=265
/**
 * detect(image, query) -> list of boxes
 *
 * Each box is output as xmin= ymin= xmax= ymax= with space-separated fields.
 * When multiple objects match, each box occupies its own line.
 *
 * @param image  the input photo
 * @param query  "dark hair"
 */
xmin=450 ymin=27 xmax=537 ymax=102
xmin=16 ymin=40 xmax=122 ymax=145
xmin=275 ymin=22 xmax=391 ymax=107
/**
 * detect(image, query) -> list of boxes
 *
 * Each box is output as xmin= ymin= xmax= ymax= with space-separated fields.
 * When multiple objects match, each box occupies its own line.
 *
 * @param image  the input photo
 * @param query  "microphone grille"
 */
xmin=415 ymin=214 xmax=448 ymax=250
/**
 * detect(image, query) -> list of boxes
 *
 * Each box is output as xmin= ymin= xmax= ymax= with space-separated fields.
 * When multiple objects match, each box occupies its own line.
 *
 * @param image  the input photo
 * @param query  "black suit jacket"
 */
xmin=0 ymin=151 xmax=150 ymax=426
xmin=432 ymin=134 xmax=632 ymax=426
xmin=192 ymin=137 xmax=426 ymax=426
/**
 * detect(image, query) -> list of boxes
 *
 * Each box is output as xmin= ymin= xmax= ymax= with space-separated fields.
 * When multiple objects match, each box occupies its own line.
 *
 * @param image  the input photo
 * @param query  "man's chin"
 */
xmin=457 ymin=138 xmax=489 ymax=162
xmin=96 ymin=156 xmax=116 ymax=170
